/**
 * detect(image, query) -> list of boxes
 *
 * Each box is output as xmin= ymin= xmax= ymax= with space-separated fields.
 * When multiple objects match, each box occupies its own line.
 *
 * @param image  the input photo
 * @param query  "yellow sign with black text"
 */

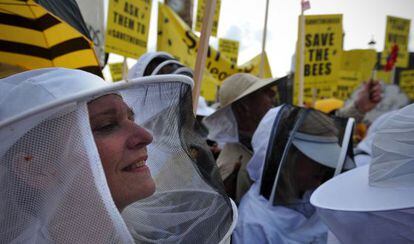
xmin=195 ymin=0 xmax=221 ymax=37
xmin=157 ymin=3 xmax=272 ymax=101
xmin=341 ymin=49 xmax=377 ymax=82
xmin=381 ymin=16 xmax=411 ymax=68
xmin=334 ymin=70 xmax=362 ymax=101
xmin=108 ymin=62 xmax=124 ymax=81
xmin=219 ymin=38 xmax=239 ymax=64
xmin=399 ymin=70 xmax=414 ymax=100
xmin=105 ymin=0 xmax=152 ymax=58
xmin=294 ymin=14 xmax=343 ymax=104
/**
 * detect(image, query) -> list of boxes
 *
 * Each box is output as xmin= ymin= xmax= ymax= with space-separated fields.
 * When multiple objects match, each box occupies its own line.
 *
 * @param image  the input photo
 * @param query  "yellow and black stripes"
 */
xmin=0 ymin=0 xmax=102 ymax=76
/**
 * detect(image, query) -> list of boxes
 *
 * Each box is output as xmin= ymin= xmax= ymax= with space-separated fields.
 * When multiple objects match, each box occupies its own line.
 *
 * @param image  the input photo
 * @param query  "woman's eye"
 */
xmin=94 ymin=122 xmax=118 ymax=133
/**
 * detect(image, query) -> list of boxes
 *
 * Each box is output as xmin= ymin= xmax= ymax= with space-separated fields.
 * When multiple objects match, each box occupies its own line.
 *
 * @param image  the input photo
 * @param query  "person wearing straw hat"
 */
xmin=203 ymin=73 xmax=278 ymax=203
xmin=233 ymin=105 xmax=355 ymax=244
xmin=0 ymin=68 xmax=236 ymax=243
xmin=311 ymin=103 xmax=414 ymax=243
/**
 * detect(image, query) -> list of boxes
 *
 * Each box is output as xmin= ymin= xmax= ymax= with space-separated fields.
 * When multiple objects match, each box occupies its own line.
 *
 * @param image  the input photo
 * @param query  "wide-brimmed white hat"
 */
xmin=311 ymin=103 xmax=414 ymax=212
xmin=203 ymin=73 xmax=277 ymax=143
xmin=0 ymin=68 xmax=193 ymax=157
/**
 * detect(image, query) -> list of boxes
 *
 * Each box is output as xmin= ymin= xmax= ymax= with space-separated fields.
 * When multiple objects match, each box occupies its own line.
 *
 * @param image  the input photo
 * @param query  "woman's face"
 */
xmin=88 ymin=94 xmax=155 ymax=210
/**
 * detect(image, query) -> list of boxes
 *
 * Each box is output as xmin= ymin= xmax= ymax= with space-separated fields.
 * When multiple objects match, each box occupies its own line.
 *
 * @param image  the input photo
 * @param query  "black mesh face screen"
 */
xmin=259 ymin=105 xmax=303 ymax=200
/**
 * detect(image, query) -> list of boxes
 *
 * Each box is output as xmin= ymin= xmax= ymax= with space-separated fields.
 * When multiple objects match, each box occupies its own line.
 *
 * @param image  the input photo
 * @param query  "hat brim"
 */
xmin=292 ymin=138 xmax=354 ymax=170
xmin=310 ymin=165 xmax=414 ymax=212
xmin=210 ymin=77 xmax=278 ymax=116
xmin=0 ymin=75 xmax=194 ymax=156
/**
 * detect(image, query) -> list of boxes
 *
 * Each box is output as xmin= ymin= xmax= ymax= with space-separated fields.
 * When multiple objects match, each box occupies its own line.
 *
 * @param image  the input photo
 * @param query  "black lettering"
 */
xmin=318 ymin=63 xmax=324 ymax=75
xmin=329 ymin=33 xmax=334 ymax=45
xmin=321 ymin=33 xmax=329 ymax=45
xmin=304 ymin=64 xmax=311 ymax=76
xmin=324 ymin=48 xmax=329 ymax=60
xmin=215 ymin=51 xmax=220 ymax=62
xmin=308 ymin=49 xmax=315 ymax=61
xmin=210 ymin=67 xmax=219 ymax=75
xmin=185 ymin=31 xmax=197 ymax=49
xmin=315 ymin=49 xmax=323 ymax=61
xmin=218 ymin=72 xmax=228 ymax=80
xmin=305 ymin=34 xmax=312 ymax=47
xmin=325 ymin=63 xmax=331 ymax=75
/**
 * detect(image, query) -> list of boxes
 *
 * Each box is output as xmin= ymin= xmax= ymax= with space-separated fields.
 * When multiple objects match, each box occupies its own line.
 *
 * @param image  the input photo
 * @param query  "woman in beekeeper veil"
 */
xmin=233 ymin=105 xmax=355 ymax=243
xmin=0 ymin=68 xmax=236 ymax=243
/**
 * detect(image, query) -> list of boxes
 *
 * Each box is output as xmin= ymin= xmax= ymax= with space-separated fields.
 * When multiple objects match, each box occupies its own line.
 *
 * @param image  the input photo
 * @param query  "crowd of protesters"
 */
xmin=1 ymin=50 xmax=413 ymax=243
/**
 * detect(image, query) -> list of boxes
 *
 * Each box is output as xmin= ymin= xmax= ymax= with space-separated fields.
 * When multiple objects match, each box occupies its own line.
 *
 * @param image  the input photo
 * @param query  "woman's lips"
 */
xmin=122 ymin=160 xmax=149 ymax=173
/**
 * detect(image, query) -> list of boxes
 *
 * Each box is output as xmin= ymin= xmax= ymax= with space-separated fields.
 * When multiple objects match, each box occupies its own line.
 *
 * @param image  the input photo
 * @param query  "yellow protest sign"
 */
xmin=157 ymin=3 xmax=273 ymax=101
xmin=108 ymin=62 xmax=124 ymax=82
xmin=381 ymin=16 xmax=411 ymax=68
xmin=334 ymin=70 xmax=362 ymax=101
xmin=341 ymin=49 xmax=377 ymax=82
xmin=218 ymin=38 xmax=239 ymax=64
xmin=200 ymin=72 xmax=219 ymax=101
xmin=399 ymin=70 xmax=414 ymax=100
xmin=105 ymin=0 xmax=152 ymax=58
xmin=294 ymin=14 xmax=343 ymax=105
xmin=195 ymin=0 xmax=221 ymax=37
xmin=376 ymin=70 xmax=392 ymax=84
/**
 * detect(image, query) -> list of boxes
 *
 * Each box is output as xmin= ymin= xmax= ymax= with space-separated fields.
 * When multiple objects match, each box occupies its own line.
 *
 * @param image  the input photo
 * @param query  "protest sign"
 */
xmin=105 ymin=0 xmax=152 ymax=58
xmin=218 ymin=38 xmax=239 ymax=64
xmin=108 ymin=62 xmax=124 ymax=81
xmin=294 ymin=14 xmax=343 ymax=104
xmin=399 ymin=70 xmax=414 ymax=100
xmin=341 ymin=49 xmax=377 ymax=82
xmin=195 ymin=0 xmax=221 ymax=37
xmin=157 ymin=3 xmax=272 ymax=101
xmin=381 ymin=16 xmax=410 ymax=68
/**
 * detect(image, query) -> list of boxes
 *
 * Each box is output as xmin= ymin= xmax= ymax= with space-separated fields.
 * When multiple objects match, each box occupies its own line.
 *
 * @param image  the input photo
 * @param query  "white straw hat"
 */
xmin=311 ymin=103 xmax=414 ymax=212
xmin=216 ymin=73 xmax=276 ymax=109
xmin=203 ymin=73 xmax=277 ymax=143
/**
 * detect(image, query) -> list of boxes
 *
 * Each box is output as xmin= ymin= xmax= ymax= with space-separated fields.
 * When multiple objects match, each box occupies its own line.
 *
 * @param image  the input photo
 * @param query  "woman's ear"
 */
xmin=11 ymin=152 xmax=58 ymax=190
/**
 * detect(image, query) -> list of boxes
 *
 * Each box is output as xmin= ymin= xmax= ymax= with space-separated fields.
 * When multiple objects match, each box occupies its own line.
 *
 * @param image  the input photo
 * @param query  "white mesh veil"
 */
xmin=0 ymin=69 xmax=235 ymax=243
xmin=121 ymin=80 xmax=235 ymax=243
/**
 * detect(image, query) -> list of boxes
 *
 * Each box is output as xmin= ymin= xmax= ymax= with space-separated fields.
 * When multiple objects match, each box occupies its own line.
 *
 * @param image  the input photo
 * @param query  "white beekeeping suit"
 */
xmin=233 ymin=105 xmax=355 ymax=244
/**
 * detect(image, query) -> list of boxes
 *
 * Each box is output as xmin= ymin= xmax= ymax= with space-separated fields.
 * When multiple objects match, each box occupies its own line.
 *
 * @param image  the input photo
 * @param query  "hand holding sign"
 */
xmin=355 ymin=80 xmax=382 ymax=113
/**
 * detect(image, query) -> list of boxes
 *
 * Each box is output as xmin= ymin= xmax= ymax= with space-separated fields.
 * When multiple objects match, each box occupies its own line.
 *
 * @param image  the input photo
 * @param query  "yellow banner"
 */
xmin=381 ymin=16 xmax=411 ymax=68
xmin=105 ymin=0 xmax=152 ymax=58
xmin=341 ymin=49 xmax=377 ymax=82
xmin=108 ymin=62 xmax=124 ymax=82
xmin=195 ymin=0 xmax=221 ymax=37
xmin=294 ymin=14 xmax=343 ymax=104
xmin=219 ymin=38 xmax=239 ymax=64
xmin=334 ymin=70 xmax=362 ymax=101
xmin=399 ymin=70 xmax=414 ymax=100
xmin=157 ymin=3 xmax=272 ymax=101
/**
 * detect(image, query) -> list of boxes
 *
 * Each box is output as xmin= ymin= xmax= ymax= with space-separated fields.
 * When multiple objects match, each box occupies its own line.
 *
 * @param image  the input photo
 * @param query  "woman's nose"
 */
xmin=126 ymin=123 xmax=153 ymax=149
